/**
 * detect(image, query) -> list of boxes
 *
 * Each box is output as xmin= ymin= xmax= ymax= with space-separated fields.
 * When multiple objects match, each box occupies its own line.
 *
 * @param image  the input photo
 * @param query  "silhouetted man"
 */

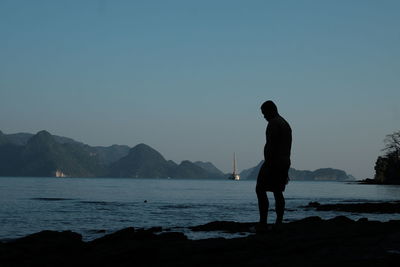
xmin=256 ymin=100 xmax=292 ymax=229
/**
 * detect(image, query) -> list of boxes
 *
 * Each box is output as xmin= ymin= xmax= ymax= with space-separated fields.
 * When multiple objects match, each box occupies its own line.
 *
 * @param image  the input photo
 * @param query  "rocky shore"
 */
xmin=1 ymin=215 xmax=400 ymax=267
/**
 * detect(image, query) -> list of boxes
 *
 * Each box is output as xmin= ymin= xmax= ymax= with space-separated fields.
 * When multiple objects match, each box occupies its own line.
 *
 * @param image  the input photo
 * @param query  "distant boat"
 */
xmin=229 ymin=153 xmax=240 ymax=180
xmin=55 ymin=169 xmax=67 ymax=178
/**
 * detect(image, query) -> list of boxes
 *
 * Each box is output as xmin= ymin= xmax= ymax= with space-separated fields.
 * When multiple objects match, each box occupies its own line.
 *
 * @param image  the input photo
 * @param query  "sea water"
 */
xmin=0 ymin=177 xmax=400 ymax=241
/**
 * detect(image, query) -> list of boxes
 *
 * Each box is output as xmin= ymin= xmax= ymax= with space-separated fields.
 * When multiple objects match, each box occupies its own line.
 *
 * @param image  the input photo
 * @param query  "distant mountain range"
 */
xmin=0 ymin=130 xmax=354 ymax=180
xmin=0 ymin=130 xmax=224 ymax=179
xmin=240 ymin=161 xmax=355 ymax=181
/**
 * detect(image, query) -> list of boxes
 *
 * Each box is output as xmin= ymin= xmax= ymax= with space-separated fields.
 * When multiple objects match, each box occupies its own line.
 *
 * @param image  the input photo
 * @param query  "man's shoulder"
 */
xmin=271 ymin=115 xmax=289 ymax=124
xmin=274 ymin=116 xmax=291 ymax=131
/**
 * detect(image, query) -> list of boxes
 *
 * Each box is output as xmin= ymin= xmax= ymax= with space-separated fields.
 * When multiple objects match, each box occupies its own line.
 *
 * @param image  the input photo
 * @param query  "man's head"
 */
xmin=261 ymin=100 xmax=278 ymax=121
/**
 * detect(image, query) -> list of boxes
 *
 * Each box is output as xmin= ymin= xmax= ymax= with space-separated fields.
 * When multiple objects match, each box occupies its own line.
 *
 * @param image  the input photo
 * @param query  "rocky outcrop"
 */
xmin=1 ymin=216 xmax=400 ymax=266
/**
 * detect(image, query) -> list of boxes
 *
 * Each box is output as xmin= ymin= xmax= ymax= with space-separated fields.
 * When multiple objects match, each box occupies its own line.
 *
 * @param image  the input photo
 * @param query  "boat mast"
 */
xmin=233 ymin=152 xmax=237 ymax=175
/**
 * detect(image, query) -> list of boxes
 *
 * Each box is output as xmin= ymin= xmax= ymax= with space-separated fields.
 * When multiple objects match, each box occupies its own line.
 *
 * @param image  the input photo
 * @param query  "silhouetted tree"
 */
xmin=383 ymin=131 xmax=400 ymax=160
xmin=374 ymin=131 xmax=400 ymax=184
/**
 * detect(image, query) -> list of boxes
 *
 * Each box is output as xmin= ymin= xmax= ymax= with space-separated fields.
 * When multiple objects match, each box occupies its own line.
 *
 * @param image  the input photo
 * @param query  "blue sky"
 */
xmin=1 ymin=0 xmax=399 ymax=178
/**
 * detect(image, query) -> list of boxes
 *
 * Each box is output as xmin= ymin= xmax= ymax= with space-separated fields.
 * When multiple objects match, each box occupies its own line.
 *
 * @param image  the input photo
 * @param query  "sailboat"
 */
xmin=229 ymin=153 xmax=240 ymax=180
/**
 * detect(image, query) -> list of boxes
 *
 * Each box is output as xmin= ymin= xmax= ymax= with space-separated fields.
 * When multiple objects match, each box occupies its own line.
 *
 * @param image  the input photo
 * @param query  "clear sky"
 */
xmin=1 ymin=0 xmax=399 ymax=179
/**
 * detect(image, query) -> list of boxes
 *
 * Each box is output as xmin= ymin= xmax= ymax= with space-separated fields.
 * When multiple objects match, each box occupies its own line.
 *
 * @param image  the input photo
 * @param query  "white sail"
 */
xmin=229 ymin=152 xmax=240 ymax=180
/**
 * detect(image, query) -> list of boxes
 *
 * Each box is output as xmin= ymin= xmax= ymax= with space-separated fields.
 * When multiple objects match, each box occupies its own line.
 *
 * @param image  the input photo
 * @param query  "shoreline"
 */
xmin=1 ymin=215 xmax=400 ymax=266
xmin=358 ymin=178 xmax=400 ymax=185
xmin=2 ymin=200 xmax=400 ymax=243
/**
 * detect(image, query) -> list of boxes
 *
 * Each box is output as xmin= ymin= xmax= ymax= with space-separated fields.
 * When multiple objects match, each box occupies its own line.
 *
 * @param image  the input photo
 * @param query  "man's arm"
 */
xmin=264 ymin=121 xmax=279 ymax=166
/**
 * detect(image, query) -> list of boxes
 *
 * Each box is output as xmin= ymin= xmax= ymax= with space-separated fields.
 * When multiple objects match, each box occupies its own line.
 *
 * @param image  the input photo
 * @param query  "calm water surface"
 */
xmin=0 ymin=177 xmax=400 ymax=240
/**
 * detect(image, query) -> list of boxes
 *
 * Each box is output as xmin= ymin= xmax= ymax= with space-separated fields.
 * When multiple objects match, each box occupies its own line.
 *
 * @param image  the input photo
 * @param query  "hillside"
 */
xmin=9 ymin=130 xmax=104 ymax=177
xmin=240 ymin=160 xmax=354 ymax=181
xmin=0 ymin=130 xmax=224 ymax=179
xmin=1 ymin=130 xmax=353 ymax=180
xmin=108 ymin=144 xmax=177 ymax=178
xmin=194 ymin=161 xmax=225 ymax=176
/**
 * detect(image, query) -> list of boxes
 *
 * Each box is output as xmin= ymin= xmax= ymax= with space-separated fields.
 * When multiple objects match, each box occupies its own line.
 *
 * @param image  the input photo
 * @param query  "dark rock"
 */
xmin=190 ymin=221 xmax=255 ymax=233
xmin=147 ymin=227 xmax=162 ymax=233
xmin=292 ymin=216 xmax=323 ymax=224
xmin=2 ymin=217 xmax=400 ymax=266
xmin=327 ymin=216 xmax=355 ymax=224
xmin=90 ymin=229 xmax=107 ymax=234
xmin=157 ymin=232 xmax=187 ymax=241
xmin=90 ymin=227 xmax=136 ymax=244
xmin=90 ymin=226 xmax=177 ymax=245
xmin=308 ymin=201 xmax=321 ymax=207
xmin=1 ymin=231 xmax=83 ymax=267
xmin=359 ymin=178 xmax=379 ymax=184
xmin=14 ymin=230 xmax=82 ymax=245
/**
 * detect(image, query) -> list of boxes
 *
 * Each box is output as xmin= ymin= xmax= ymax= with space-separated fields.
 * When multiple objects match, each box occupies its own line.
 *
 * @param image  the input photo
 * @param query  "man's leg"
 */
xmin=273 ymin=191 xmax=285 ymax=224
xmin=256 ymin=185 xmax=269 ymax=224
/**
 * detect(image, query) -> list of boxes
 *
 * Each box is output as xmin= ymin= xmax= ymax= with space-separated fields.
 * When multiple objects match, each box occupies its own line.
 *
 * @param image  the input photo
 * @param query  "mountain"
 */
xmin=0 ymin=130 xmax=10 ymax=146
xmin=3 ymin=129 xmax=354 ymax=180
xmin=300 ymin=168 xmax=353 ymax=181
xmin=194 ymin=161 xmax=225 ymax=176
xmin=0 ymin=130 xmax=106 ymax=177
xmin=5 ymin=133 xmax=34 ymax=145
xmin=0 ymin=131 xmax=21 ymax=175
xmin=108 ymin=144 xmax=224 ymax=179
xmin=175 ymin=161 xmax=222 ymax=179
xmin=5 ymin=132 xmax=85 ymax=146
xmin=108 ymin=144 xmax=176 ymax=178
xmin=240 ymin=160 xmax=354 ymax=181
xmin=5 ymin=132 xmax=130 ymax=165
xmin=17 ymin=130 xmax=104 ymax=177
xmin=88 ymin=145 xmax=130 ymax=165
xmin=0 ymin=130 xmax=229 ymax=179
xmin=240 ymin=161 xmax=264 ymax=180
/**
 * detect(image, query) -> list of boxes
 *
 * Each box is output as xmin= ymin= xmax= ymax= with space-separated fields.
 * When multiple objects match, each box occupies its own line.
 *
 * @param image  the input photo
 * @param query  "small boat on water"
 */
xmin=55 ymin=169 xmax=67 ymax=178
xmin=229 ymin=153 xmax=240 ymax=180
